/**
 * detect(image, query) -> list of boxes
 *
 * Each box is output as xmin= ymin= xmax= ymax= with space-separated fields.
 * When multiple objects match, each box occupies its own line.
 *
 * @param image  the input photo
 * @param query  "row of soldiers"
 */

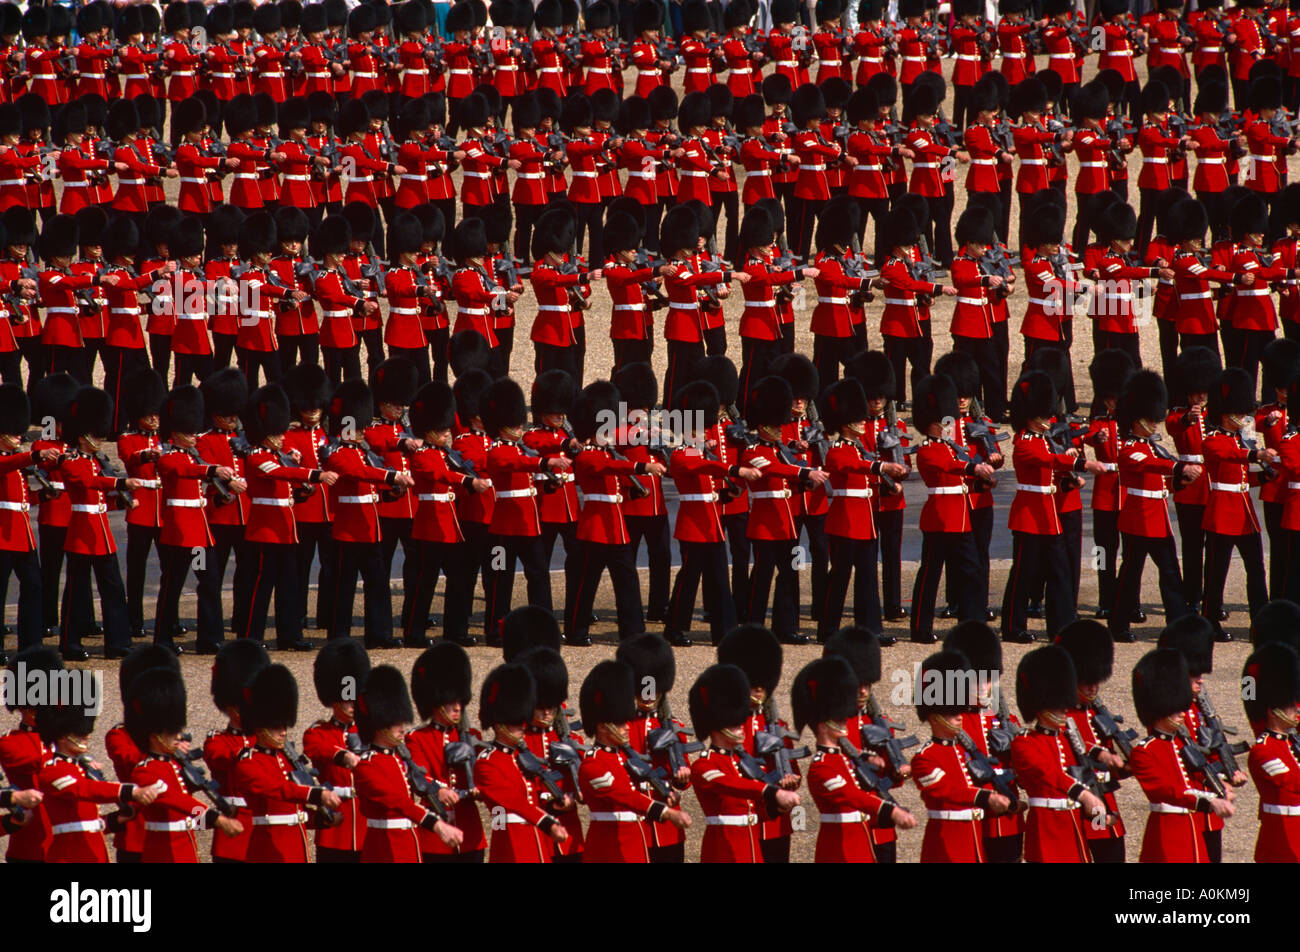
xmin=4 ymin=601 xmax=1300 ymax=864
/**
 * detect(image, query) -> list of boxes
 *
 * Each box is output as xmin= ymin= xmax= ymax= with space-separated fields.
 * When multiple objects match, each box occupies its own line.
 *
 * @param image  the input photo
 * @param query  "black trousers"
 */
xmin=360 ymin=328 xmax=385 ymax=374
xmin=235 ymin=541 xmax=302 ymax=645
xmin=812 ymin=335 xmax=857 ymax=389
xmin=746 ymin=538 xmax=799 ymax=641
xmin=853 ymin=196 xmax=890 ymax=248
xmin=198 ymin=524 xmax=245 ymax=647
xmin=125 ymin=524 xmax=160 ymax=634
xmin=1179 ymin=331 xmax=1220 ymax=362
xmin=927 ymin=189 xmax=956 ymax=268
xmin=912 ymin=530 xmax=985 ymax=639
xmin=154 ymin=543 xmax=203 ymax=649
xmin=1097 ymin=330 xmax=1142 ymax=370
xmin=322 ymin=346 xmax=363 ymax=387
xmin=953 ymin=334 xmax=1006 ymax=422
xmin=1175 ymin=502 xmax=1206 ymax=610
xmin=626 ymin=514 xmax=671 ymax=618
xmin=1002 ymin=530 xmax=1073 ymax=638
xmin=328 ymin=539 xmax=394 ymax=644
xmin=817 ymin=535 xmax=881 ymax=642
xmin=1025 ymin=337 xmax=1077 ymax=413
xmin=534 ymin=341 xmax=578 ymax=381
xmin=1264 ymin=500 xmax=1286 ymax=600
xmin=425 ymin=327 xmax=450 ymax=384
xmin=483 ymin=533 xmax=551 ymax=642
xmin=444 ymin=522 xmax=488 ymax=644
xmin=172 ymin=352 xmax=213 ymax=389
xmin=711 ymin=192 xmax=740 ymax=264
xmin=379 ymin=516 xmax=416 ymax=628
xmin=703 ymin=324 xmax=726 ymax=359
xmin=401 ymin=539 xmax=457 ymax=644
xmin=883 ymin=334 xmax=928 ymax=404
xmin=1227 ymin=327 xmax=1274 ymax=395
xmin=103 ymin=346 xmax=150 ymax=436
xmin=279 ymin=334 xmax=320 ymax=376
xmin=17 ymin=337 xmax=44 ymax=391
xmin=724 ymin=511 xmax=750 ymax=615
xmin=1094 ymin=509 xmax=1120 ymax=615
xmin=739 ymin=337 xmax=782 ymax=417
xmin=213 ymin=333 xmax=237 ymax=371
xmin=1203 ymin=530 xmax=1268 ymax=634
xmin=666 ymin=540 xmax=734 ymax=645
xmin=1110 ymin=533 xmax=1187 ymax=639
xmin=1157 ymin=317 xmax=1180 ymax=384
xmin=238 ymin=347 xmax=281 ymax=389
xmin=877 ymin=508 xmax=904 ymax=614
xmin=1283 ymin=531 xmax=1300 ymax=604
xmin=612 ymin=337 xmax=653 ymax=377
xmin=565 ymin=539 xmax=643 ymax=641
xmin=62 ymin=551 xmax=130 ymax=653
xmin=296 ymin=521 xmax=335 ymax=630
xmin=946 ymin=504 xmax=993 ymax=615
xmin=1088 ymin=837 xmax=1126 ymax=864
xmin=514 ymin=203 xmax=545 ymax=264
xmin=48 ymin=344 xmax=89 ymax=384
xmin=0 ymin=549 xmax=42 ymax=650
xmin=573 ymin=201 xmax=604 ymax=264
xmin=150 ymin=334 xmax=173 ymax=383
xmin=39 ymin=523 xmax=67 ymax=631
xmin=1062 ymin=508 xmax=1082 ymax=605
xmin=787 ymin=195 xmax=824 ymax=262
xmin=663 ymin=340 xmax=704 ymax=410
xmin=795 ymin=513 xmax=827 ymax=621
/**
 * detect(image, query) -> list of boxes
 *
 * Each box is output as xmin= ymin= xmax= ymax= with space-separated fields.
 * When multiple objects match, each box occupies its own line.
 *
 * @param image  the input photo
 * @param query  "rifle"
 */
xmin=749 ymin=729 xmax=811 ymax=785
xmin=989 ymin=693 xmax=1029 ymax=756
xmin=547 ymin=737 xmax=588 ymax=794
xmin=839 ymin=738 xmax=900 ymax=805
xmin=858 ymin=721 xmax=919 ymax=776
xmin=1 ymin=787 xmax=27 ymax=825
xmin=393 ymin=742 xmax=450 ymax=821
xmin=515 ymin=745 xmax=567 ymax=804
xmin=979 ymin=244 xmax=1017 ymax=301
xmin=282 ymin=740 xmax=346 ymax=827
xmin=23 ymin=460 xmax=61 ymax=500
xmin=162 ymin=442 xmax=236 ymax=506
xmin=76 ymin=756 xmax=126 ymax=832
xmin=1090 ymin=696 xmax=1138 ymax=761
xmin=1194 ymin=690 xmax=1249 ymax=780
xmin=92 ymin=450 xmax=135 ymax=510
xmin=632 ymin=248 xmax=670 ymax=311
xmin=1239 ymin=428 xmax=1278 ymax=483
xmin=442 ymin=725 xmax=490 ymax=797
xmin=176 ymin=755 xmax=241 ymax=818
xmin=877 ymin=402 xmax=917 ymax=468
xmin=1177 ymin=727 xmax=1227 ymax=799
xmin=646 ymin=724 xmax=704 ymax=775
xmin=622 ymin=745 xmax=672 ymax=799
xmin=955 ymin=729 xmax=1018 ymax=800
xmin=1063 ymin=718 xmax=1120 ymax=798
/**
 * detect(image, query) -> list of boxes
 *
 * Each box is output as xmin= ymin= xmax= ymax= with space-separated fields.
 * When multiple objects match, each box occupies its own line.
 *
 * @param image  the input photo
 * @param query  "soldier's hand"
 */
xmin=114 ymin=161 xmax=130 ymax=173
xmin=1265 ymin=410 xmax=1284 ymax=427
xmin=216 ymin=816 xmax=243 ymax=837
xmin=895 ymin=763 xmax=912 ymax=779
xmin=164 ymin=168 xmax=179 ymax=179
xmin=340 ymin=751 xmax=359 ymax=769
xmin=1156 ymin=267 xmax=1174 ymax=281
xmin=507 ymin=158 xmax=523 ymax=170
xmin=435 ymin=819 xmax=464 ymax=847
xmin=548 ymin=455 xmax=572 ymax=471
xmin=124 ymin=478 xmax=145 ymax=491
xmin=10 ymin=788 xmax=41 ymax=809
xmin=213 ymin=466 xmax=236 ymax=481
xmin=1210 ymin=797 xmax=1234 ymax=818
xmin=320 ymin=790 xmax=343 ymax=811
xmin=470 ymin=477 xmax=491 ymax=493
xmin=1098 ymin=750 xmax=1125 ymax=771
xmin=438 ymin=786 xmax=459 ymax=807
xmin=987 ymin=275 xmax=1004 ymax=288
xmin=941 ymin=285 xmax=958 ymax=295
xmin=881 ymin=462 xmax=907 ymax=479
xmin=1261 ymin=447 xmax=1281 ymax=465
xmin=645 ymin=460 xmax=667 ymax=477
xmin=801 ymin=266 xmax=820 ymax=279
xmin=974 ymin=463 xmax=995 ymax=481
xmin=737 ymin=466 xmax=762 ymax=481
xmin=988 ymin=452 xmax=1003 ymax=467
xmin=1241 ymin=271 xmax=1256 ymax=286
xmin=393 ymin=472 xmax=415 ymax=487
xmin=36 ymin=447 xmax=59 ymax=463
xmin=1183 ymin=463 xmax=1203 ymax=481
xmin=1229 ymin=769 xmax=1247 ymax=787
xmin=954 ymin=150 xmax=971 ymax=163
xmin=132 ymin=780 xmax=165 ymax=806
xmin=774 ymin=789 xmax=799 ymax=812
xmin=732 ymin=271 xmax=751 ymax=284
xmin=1095 ymin=428 xmax=1109 ymax=443
xmin=805 ymin=468 xmax=829 ymax=486
xmin=665 ymin=808 xmax=691 ymax=830
xmin=892 ymin=808 xmax=918 ymax=830
xmin=226 ymin=157 xmax=241 ymax=169
xmin=589 ymin=268 xmax=604 ymax=281
xmin=675 ymin=765 xmax=691 ymax=786
xmin=228 ymin=478 xmax=247 ymax=494
xmin=100 ymin=273 xmax=121 ymax=287
xmin=1078 ymin=789 xmax=1106 ymax=821
xmin=778 ymin=773 xmax=800 ymax=790
xmin=987 ymin=792 xmax=1012 ymax=815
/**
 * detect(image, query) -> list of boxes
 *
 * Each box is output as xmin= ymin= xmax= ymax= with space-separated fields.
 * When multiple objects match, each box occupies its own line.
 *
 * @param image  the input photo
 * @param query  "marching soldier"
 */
xmin=366 ymin=357 xmax=421 ymax=639
xmin=0 ymin=385 xmax=55 ymax=655
xmin=524 ymin=370 xmax=582 ymax=633
xmin=281 ymin=364 xmax=334 ymax=631
xmin=203 ymin=640 xmax=268 ymax=863
xmin=302 ymin=638 xmax=371 ymax=863
xmin=1128 ymin=648 xmax=1234 ymax=863
xmin=517 ymin=646 xmax=585 ymax=861
xmin=353 ymin=664 xmax=464 ymax=862
xmin=408 ymin=643 xmax=488 ymax=862
xmin=196 ymin=369 xmax=251 ymax=646
xmin=0 ymin=646 xmax=62 ymax=862
xmin=1241 ymin=641 xmax=1300 ymax=862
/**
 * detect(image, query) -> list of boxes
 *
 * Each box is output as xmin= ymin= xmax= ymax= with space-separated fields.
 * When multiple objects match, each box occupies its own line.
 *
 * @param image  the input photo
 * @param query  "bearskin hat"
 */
xmin=1242 ymin=642 xmax=1300 ymax=725
xmin=791 ymin=83 xmax=828 ymax=127
xmin=933 ymin=351 xmax=980 ymax=400
xmin=481 ymin=377 xmax=527 ymax=436
xmin=579 ymin=660 xmax=637 ymax=733
xmin=820 ymin=377 xmax=869 ymax=433
xmin=944 ymin=620 xmax=1003 ymax=674
xmin=327 ymin=379 xmax=374 ymax=435
xmin=1088 ymin=349 xmax=1136 ymax=404
xmin=314 ymin=637 xmax=371 ymax=706
xmin=355 ymin=665 xmax=415 ymax=742
xmin=210 ymin=639 xmax=270 ymax=712
xmin=689 ymin=663 xmax=752 ymax=738
xmin=571 ymin=379 xmax=619 ymax=441
xmin=616 ymin=633 xmax=676 ymax=697
xmin=1252 ymin=599 xmax=1300 ymax=651
xmin=64 ymin=387 xmax=113 ymax=443
xmin=1158 ymin=614 xmax=1216 ymax=676
xmin=124 ymin=667 xmax=187 ymax=751
xmin=912 ymin=372 xmax=958 ymax=433
xmin=717 ymin=623 xmax=782 ymax=696
xmin=241 ymin=385 xmax=291 ymax=445
xmin=1009 ymin=371 xmax=1057 ymax=431
xmin=955 ymin=206 xmax=996 ymax=248
xmin=1009 ymin=76 xmax=1048 ymax=118
xmin=791 ymin=656 xmax=858 ymax=734
xmin=0 ymin=383 xmax=29 ymax=437
xmin=823 ymin=625 xmax=882 ymax=687
xmin=770 ymin=353 xmax=819 ymax=404
xmin=38 ymin=214 xmax=78 ymax=263
xmin=674 ymin=380 xmax=721 ymax=429
xmin=746 ymin=374 xmax=794 ymax=428
xmin=1206 ymin=367 xmax=1256 ymax=420
xmin=658 ymin=204 xmax=700 ymax=256
xmin=410 ymin=381 xmax=456 ymax=435
xmin=241 ymin=664 xmax=298 ymax=732
xmin=1133 ymin=648 xmax=1193 ymax=727
xmin=915 ymin=649 xmax=979 ymax=719
xmin=411 ymin=643 xmax=473 ymax=719
xmin=1054 ymin=619 xmax=1114 ymax=688
xmin=118 ymin=644 xmax=181 ymax=706
xmin=160 ymin=385 xmax=204 ymax=437
xmin=452 ymin=368 xmax=492 ymax=425
xmin=1015 ymin=645 xmax=1077 ymax=721
xmin=479 ymin=662 xmax=536 ymax=727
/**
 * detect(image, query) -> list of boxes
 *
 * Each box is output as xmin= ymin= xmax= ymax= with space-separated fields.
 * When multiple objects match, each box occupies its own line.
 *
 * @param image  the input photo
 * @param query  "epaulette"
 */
xmin=236 ymin=746 xmax=258 ymax=762
xmin=357 ymin=749 xmax=376 ymax=762
xmin=1133 ymin=735 xmax=1156 ymax=749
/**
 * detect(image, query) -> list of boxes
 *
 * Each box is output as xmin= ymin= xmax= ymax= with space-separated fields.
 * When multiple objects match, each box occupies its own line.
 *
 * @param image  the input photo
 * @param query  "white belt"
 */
xmin=111 ymin=307 xmax=141 ymax=315
xmin=323 ymin=309 xmax=351 ymax=319
xmin=496 ymin=488 xmax=538 ymax=499
xmin=821 ymin=60 xmax=841 ymax=67
xmin=853 ymin=164 xmax=882 ymax=172
xmin=117 ymin=179 xmax=145 ymax=186
xmin=64 ymin=180 xmax=89 ymax=186
xmin=670 ymin=301 xmax=699 ymax=310
xmin=927 ymin=809 xmax=982 ymax=820
xmin=536 ymin=304 xmax=570 ymax=312
xmin=927 ymin=485 xmax=968 ymax=495
xmin=305 ymin=72 xmax=329 ymax=79
xmin=1099 ymin=292 xmax=1132 ymax=300
xmin=1180 ymin=292 xmax=1211 ymax=300
xmin=1200 ymin=157 xmax=1225 ymax=164
xmin=497 ymin=65 xmax=519 ymax=71
xmin=51 ymin=819 xmax=106 ymax=834
xmin=590 ymin=811 xmax=640 ymax=822
xmin=462 ymin=171 xmax=492 ymax=179
xmin=145 ymin=819 xmax=198 ymax=832
xmin=1079 ymin=161 xmax=1105 ymax=168
xmin=224 ymin=797 xmax=248 ymax=808
xmin=49 ymin=482 xmax=64 ymax=491
xmin=584 ymin=493 xmax=623 ymax=503
xmin=819 ymin=811 xmax=865 ymax=823
xmin=417 ymin=492 xmax=455 ymax=502
xmin=955 ymin=54 xmax=979 ymax=62
xmin=353 ymin=72 xmax=378 ymax=79
xmin=679 ymin=492 xmax=719 ymax=502
xmin=884 ymin=298 xmax=920 ymax=307
xmin=175 ymin=313 xmax=206 ymax=321
xmin=1250 ymin=154 xmax=1278 ymax=163
xmin=731 ymin=67 xmax=752 ymax=75
xmin=72 ymin=504 xmax=108 ymax=513
xmin=1127 ymin=487 xmax=1168 ymax=499
xmin=1287 ymin=482 xmax=1300 ymax=491
xmin=1262 ymin=803 xmax=1300 ymax=816
xmin=1201 ymin=46 xmax=1222 ymax=54
xmin=746 ymin=299 xmax=776 ymax=308
xmin=957 ymin=297 xmax=988 ymax=306
xmin=180 ymin=176 xmax=207 ymax=184
xmin=1027 ymin=796 xmax=1076 ymax=811
xmin=1020 ymin=159 xmax=1046 ymax=165
xmin=516 ymin=173 xmax=544 ymax=179
xmin=0 ymin=179 xmax=25 ymax=186
xmin=1027 ymin=297 xmax=1058 ymax=308
xmin=539 ymin=67 xmax=562 ymax=74
xmin=46 ymin=307 xmax=78 ymax=315
xmin=449 ymin=69 xmax=473 ymax=75
xmin=339 ymin=494 xmax=379 ymax=504
xmin=253 ymin=812 xmax=307 ymax=826
xmin=457 ymin=307 xmax=488 ymax=316
xmin=366 ymin=817 xmax=413 ymax=829
xmin=613 ymin=303 xmax=645 ymax=311
xmin=171 ymin=70 xmax=195 ymax=77
xmin=123 ymin=74 xmax=148 ymax=81
xmin=389 ymin=307 xmax=420 ymax=316
xmin=817 ymin=296 xmax=848 ymax=305
xmin=234 ymin=173 xmax=260 ymax=180
xmin=167 ymin=498 xmax=206 ymax=508
xmin=628 ymin=171 xmax=655 ymax=179
xmin=1236 ymin=288 xmax=1269 ymax=297
xmin=862 ymin=57 xmax=883 ymax=64
xmin=1002 ymin=52 xmax=1025 ymax=58
xmin=752 ymin=489 xmax=792 ymax=499
xmin=746 ymin=169 xmax=770 ymax=176
xmin=1210 ymin=482 xmax=1248 ymax=493
xmin=801 ymin=164 xmax=826 ymax=171
xmin=1149 ymin=803 xmax=1191 ymax=814
xmin=913 ymin=162 xmax=938 ymax=169
xmin=0 ymin=501 xmax=29 ymax=512
xmin=971 ymin=158 xmax=995 ymax=166
xmin=637 ymin=69 xmax=661 ymax=77
xmin=705 ymin=814 xmax=757 ymax=826
xmin=1142 ymin=157 xmax=1168 ymax=164
xmin=829 ymin=487 xmax=872 ymax=498
xmin=349 ymin=175 xmax=375 ymax=183
xmin=1016 ymin=484 xmax=1055 ymax=494
xmin=680 ymin=170 xmax=707 ymax=177
xmin=251 ymin=497 xmax=294 ymax=507
xmin=571 ymin=171 xmax=597 ymax=178
xmin=258 ymin=72 xmax=283 ymax=79
xmin=903 ymin=56 xmax=925 ymax=62
xmin=283 ymin=174 xmax=311 ymax=182
xmin=1106 ymin=49 xmax=1133 ymax=57
xmin=1178 ymin=454 xmax=1203 ymax=463
xmin=1159 ymin=48 xmax=1181 ymax=55
xmin=406 ymin=69 xmax=429 ymax=76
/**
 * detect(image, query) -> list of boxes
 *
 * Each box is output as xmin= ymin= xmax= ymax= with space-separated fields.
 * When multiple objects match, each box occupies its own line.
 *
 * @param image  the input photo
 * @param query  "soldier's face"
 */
xmin=958 ymin=397 xmax=972 ymax=413
xmin=0 ymin=433 xmax=18 ymax=451
xmin=332 ymin=701 xmax=354 ymax=722
xmin=137 ymin=414 xmax=160 ymax=432
xmin=301 ymin=409 xmax=322 ymax=426
xmin=534 ymin=706 xmax=557 ymax=728
xmin=259 ymin=727 xmax=288 ymax=749
xmin=437 ymin=702 xmax=462 ymax=725
xmin=1191 ymin=674 xmax=1204 ymax=695
xmin=868 ymin=397 xmax=886 ymax=416
xmin=1078 ymin=684 xmax=1099 ymax=702
xmin=857 ymin=685 xmax=871 ymax=707
xmin=750 ymin=686 xmax=766 ymax=707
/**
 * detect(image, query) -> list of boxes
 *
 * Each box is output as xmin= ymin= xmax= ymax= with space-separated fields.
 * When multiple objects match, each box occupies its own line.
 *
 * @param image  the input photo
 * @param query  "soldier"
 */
xmin=0 ymin=646 xmax=61 ymax=862
xmin=407 ymin=643 xmax=488 ymax=862
xmin=1109 ymin=370 xmax=1198 ymax=642
xmin=128 ymin=667 xmax=245 ymax=862
xmin=524 ymin=370 xmax=582 ymax=628
xmin=475 ymin=662 xmax=570 ymax=862
xmin=614 ymin=363 xmax=673 ymax=624
xmin=516 ymin=646 xmax=586 ymax=861
xmin=202 ymin=639 xmax=268 ymax=863
xmin=311 ymin=215 xmax=367 ymax=385
xmin=909 ymin=373 xmax=994 ymax=643
xmin=0 ymin=385 xmax=55 ymax=656
xmin=1128 ymin=648 xmax=1234 ymax=863
xmin=353 ymin=664 xmax=464 ymax=862
xmin=280 ymin=364 xmax=334 ymax=631
xmin=1258 ymin=339 xmax=1297 ymax=599
xmin=688 ymin=662 xmax=799 ymax=863
xmin=1056 ymin=619 xmax=1130 ymax=863
xmin=699 ymin=356 xmax=754 ymax=618
xmin=1242 ymin=641 xmax=1300 ymax=862
xmin=118 ymin=371 xmax=166 ymax=642
xmin=1201 ymin=367 xmax=1278 ymax=639
xmin=480 ymin=377 xmax=572 ymax=644
xmin=196 ymin=369 xmax=251 ymax=644
xmin=322 ymin=379 xmax=413 ymax=648
xmin=365 ymin=357 xmax=421 ymax=635
xmin=1009 ymin=645 xmax=1108 ymax=863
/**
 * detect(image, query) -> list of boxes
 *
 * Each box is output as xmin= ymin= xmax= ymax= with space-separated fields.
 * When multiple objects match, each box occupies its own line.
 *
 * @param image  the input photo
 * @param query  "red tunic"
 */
xmin=1128 ymin=731 xmax=1215 ymax=863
